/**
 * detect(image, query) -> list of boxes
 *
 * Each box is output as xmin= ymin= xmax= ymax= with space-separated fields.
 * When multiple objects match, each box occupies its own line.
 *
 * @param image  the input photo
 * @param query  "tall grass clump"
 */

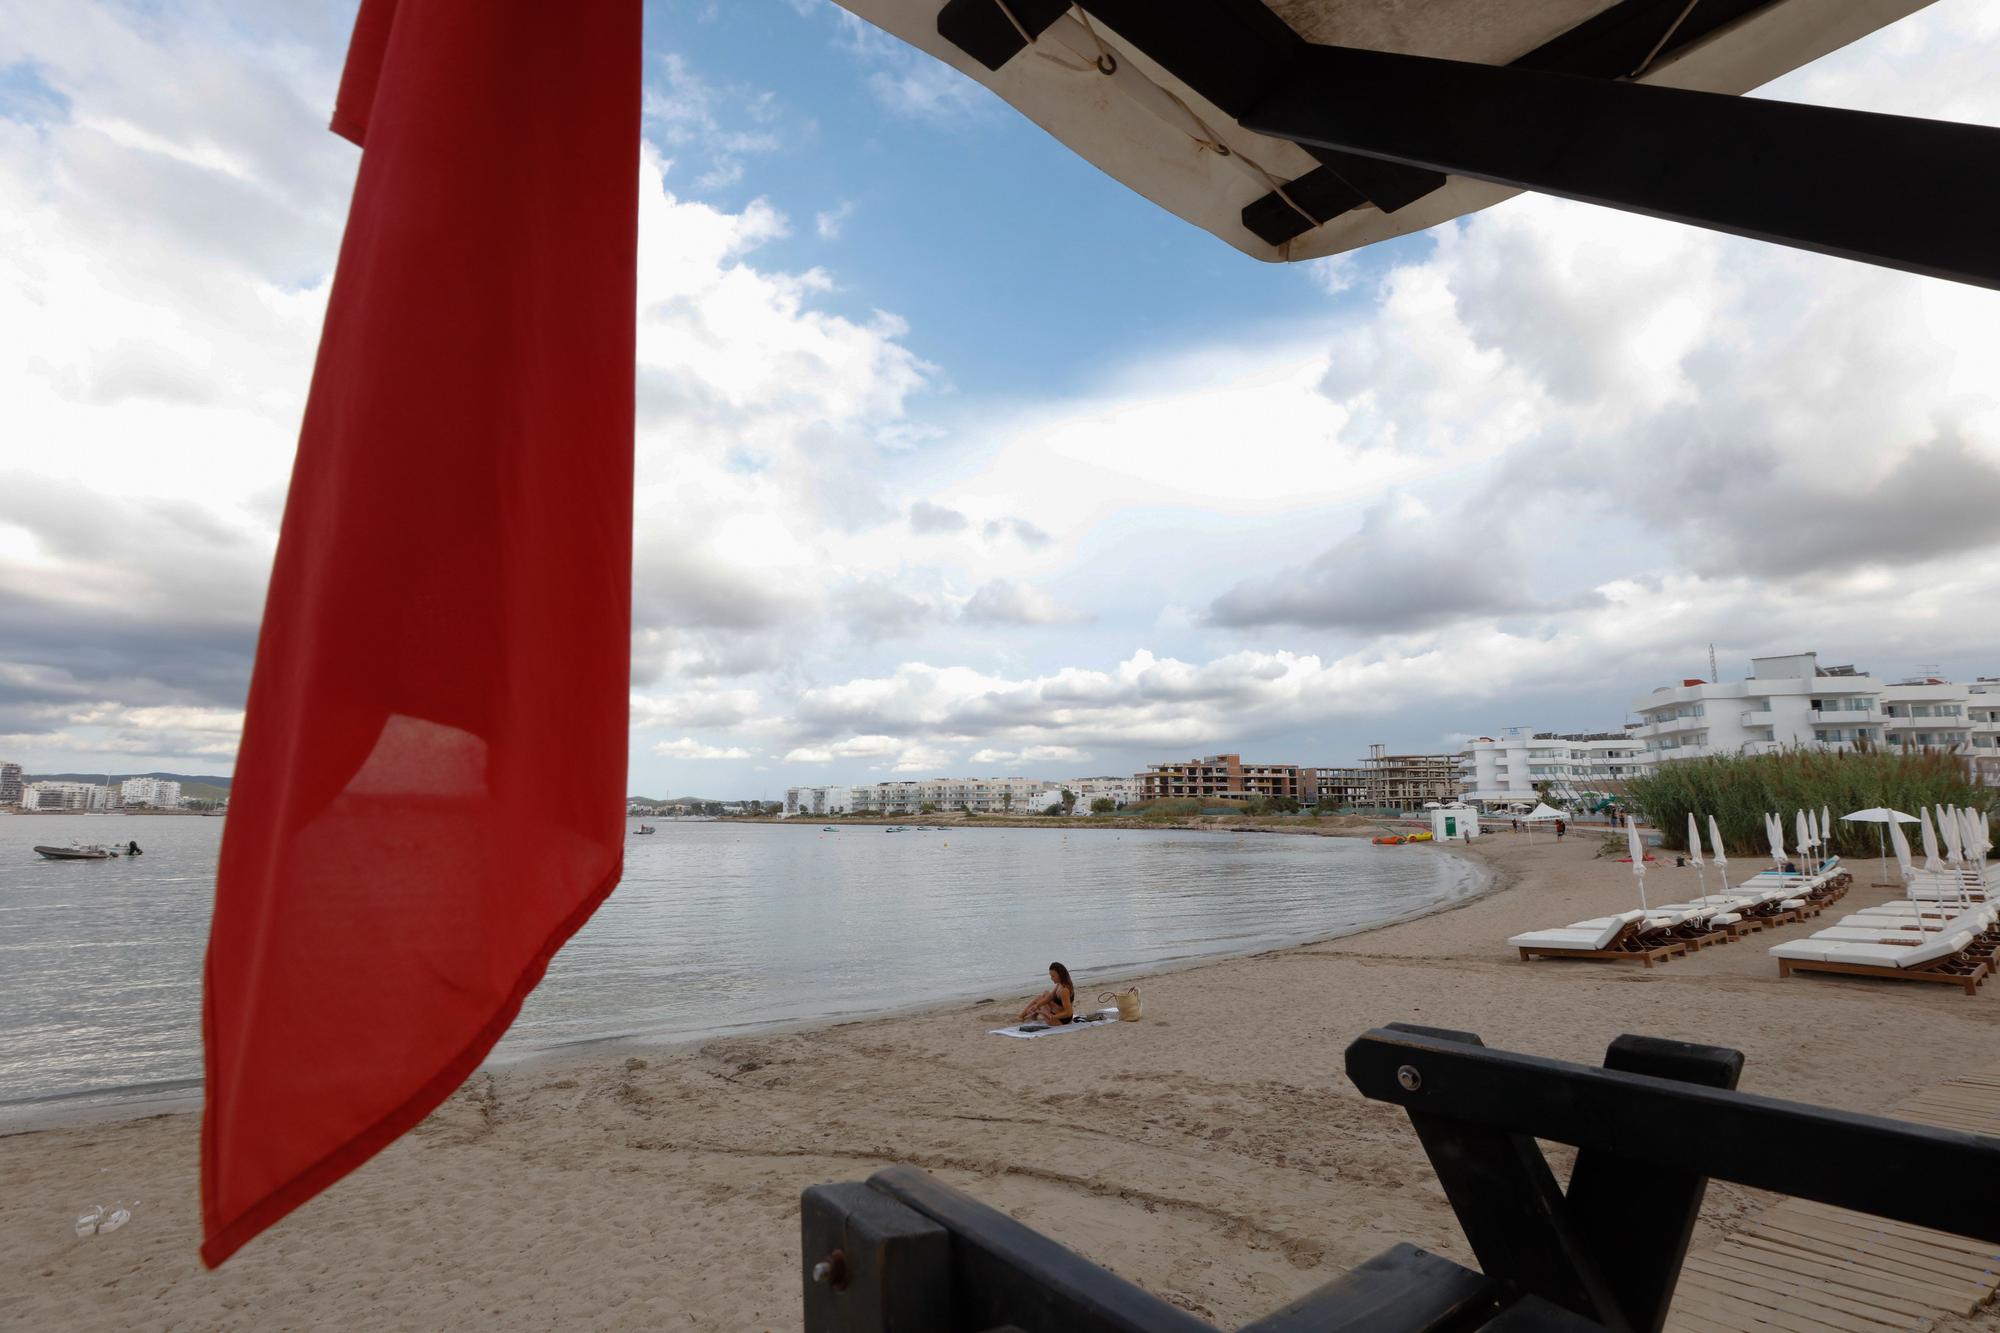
xmin=1625 ymin=748 xmax=1993 ymax=857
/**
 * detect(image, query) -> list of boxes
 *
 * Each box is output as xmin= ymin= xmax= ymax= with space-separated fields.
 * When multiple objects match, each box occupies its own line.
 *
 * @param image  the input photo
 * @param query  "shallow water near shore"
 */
xmin=0 ymin=815 xmax=1482 ymax=1116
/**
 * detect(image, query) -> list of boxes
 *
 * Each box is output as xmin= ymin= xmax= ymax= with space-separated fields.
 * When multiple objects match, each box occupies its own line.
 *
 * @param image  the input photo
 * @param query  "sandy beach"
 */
xmin=5 ymin=831 xmax=1997 ymax=1330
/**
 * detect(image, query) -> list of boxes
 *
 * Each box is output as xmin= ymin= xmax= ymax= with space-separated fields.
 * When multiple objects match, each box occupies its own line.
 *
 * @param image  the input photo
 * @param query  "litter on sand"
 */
xmin=74 ymin=1204 xmax=132 ymax=1237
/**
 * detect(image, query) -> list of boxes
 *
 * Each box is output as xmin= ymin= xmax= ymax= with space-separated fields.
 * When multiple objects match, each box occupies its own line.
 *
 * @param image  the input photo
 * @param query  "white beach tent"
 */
xmin=1840 ymin=807 xmax=1919 ymax=886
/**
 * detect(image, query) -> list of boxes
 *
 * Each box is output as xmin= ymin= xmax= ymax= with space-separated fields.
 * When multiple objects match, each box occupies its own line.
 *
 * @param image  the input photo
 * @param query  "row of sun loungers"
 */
xmin=1509 ymin=864 xmax=1852 ymax=967
xmin=1771 ymin=902 xmax=1997 ymax=996
xmin=1507 ymin=867 xmax=1848 ymax=966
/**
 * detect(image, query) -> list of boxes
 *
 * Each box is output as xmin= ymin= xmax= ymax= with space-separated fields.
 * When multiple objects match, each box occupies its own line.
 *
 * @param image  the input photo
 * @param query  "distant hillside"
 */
xmin=28 ymin=771 xmax=232 ymax=788
xmin=627 ymin=795 xmax=731 ymax=807
xmin=27 ymin=772 xmax=233 ymax=802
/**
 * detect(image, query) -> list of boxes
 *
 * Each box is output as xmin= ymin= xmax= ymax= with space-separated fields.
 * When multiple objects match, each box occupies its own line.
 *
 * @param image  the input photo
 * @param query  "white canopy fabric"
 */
xmin=1707 ymin=815 xmax=1728 ymax=869
xmin=1963 ymin=808 xmax=1991 ymax=861
xmin=1523 ymin=802 xmax=1565 ymax=822
xmin=1919 ymin=808 xmax=1944 ymax=874
xmin=1766 ymin=813 xmax=1786 ymax=864
xmin=1938 ymin=804 xmax=1963 ymax=865
xmin=1794 ymin=810 xmax=1811 ymax=861
xmin=1625 ymin=818 xmax=1647 ymax=910
xmin=1889 ymin=816 xmax=1916 ymax=881
xmin=1840 ymin=807 xmax=1919 ymax=823
xmin=1821 ymin=805 xmax=1832 ymax=851
xmin=834 ymin=1 xmax=1934 ymax=263
xmin=1685 ymin=813 xmax=1704 ymax=868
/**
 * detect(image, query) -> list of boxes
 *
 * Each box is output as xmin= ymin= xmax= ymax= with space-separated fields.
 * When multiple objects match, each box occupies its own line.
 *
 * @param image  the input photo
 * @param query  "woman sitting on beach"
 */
xmin=1018 ymin=962 xmax=1076 ymax=1026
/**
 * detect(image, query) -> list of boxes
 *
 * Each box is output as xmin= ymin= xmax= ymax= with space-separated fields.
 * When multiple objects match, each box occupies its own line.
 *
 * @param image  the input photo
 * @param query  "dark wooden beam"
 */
xmin=1243 ymin=0 xmax=1785 ymax=246
xmin=1240 ymin=41 xmax=2000 ymax=290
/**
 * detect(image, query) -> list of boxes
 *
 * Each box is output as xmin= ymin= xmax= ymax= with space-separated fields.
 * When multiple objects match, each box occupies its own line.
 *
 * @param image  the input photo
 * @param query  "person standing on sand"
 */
xmin=1555 ymin=818 xmax=1566 ymax=840
xmin=1018 ymin=962 xmax=1076 ymax=1025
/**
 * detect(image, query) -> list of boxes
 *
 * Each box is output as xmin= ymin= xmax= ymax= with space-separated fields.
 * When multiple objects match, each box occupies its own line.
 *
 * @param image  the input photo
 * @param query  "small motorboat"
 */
xmin=34 ymin=844 xmax=120 ymax=860
xmin=822 ymin=826 xmax=838 ymax=832
xmin=632 ymin=824 xmax=657 ymax=835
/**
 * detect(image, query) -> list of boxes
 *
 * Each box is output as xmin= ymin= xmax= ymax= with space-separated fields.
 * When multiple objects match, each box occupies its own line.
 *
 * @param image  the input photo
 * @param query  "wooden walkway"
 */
xmin=1666 ymin=1072 xmax=2000 ymax=1332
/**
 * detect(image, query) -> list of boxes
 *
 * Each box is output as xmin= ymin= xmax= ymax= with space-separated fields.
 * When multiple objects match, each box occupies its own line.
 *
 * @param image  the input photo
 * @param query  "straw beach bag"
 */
xmin=1099 ymin=986 xmax=1142 ymax=1022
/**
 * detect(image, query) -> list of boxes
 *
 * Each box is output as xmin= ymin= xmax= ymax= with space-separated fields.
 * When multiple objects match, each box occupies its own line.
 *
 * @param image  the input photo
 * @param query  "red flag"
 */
xmin=201 ymin=0 xmax=640 ymax=1267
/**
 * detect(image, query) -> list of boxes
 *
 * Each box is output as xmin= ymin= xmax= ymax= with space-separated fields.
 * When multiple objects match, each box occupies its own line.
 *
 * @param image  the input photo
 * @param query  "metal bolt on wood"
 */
xmin=811 ymin=1249 xmax=847 ymax=1290
xmin=1397 ymin=1064 xmax=1422 ymax=1091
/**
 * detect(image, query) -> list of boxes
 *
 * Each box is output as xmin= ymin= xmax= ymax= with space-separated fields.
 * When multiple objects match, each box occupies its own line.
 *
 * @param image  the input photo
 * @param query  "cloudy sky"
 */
xmin=2 ymin=1 xmax=1997 ymax=798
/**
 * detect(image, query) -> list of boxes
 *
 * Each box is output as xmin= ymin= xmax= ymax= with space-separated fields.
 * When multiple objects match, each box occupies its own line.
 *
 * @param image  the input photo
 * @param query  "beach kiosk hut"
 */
xmin=1431 ymin=803 xmax=1480 ymax=842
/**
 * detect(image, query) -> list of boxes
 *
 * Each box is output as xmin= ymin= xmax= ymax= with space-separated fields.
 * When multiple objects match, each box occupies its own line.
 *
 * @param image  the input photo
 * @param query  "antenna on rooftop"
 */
xmin=1708 ymin=643 xmax=1718 ymax=682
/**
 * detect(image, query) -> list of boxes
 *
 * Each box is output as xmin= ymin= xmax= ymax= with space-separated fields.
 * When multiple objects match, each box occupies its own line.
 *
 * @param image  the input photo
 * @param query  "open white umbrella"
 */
xmin=1627 ymin=816 xmax=1648 ymax=911
xmin=1919 ymin=807 xmax=1944 ymax=874
xmin=1686 ymin=811 xmax=1708 ymax=901
xmin=1841 ymin=807 xmax=1919 ymax=886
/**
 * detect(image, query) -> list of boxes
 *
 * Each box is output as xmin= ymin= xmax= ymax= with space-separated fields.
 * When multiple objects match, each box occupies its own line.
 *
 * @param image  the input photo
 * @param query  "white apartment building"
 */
xmin=1971 ymin=679 xmax=2000 ymax=786
xmin=22 ymin=780 xmax=116 ymax=811
xmin=783 ymin=785 xmax=853 ymax=816
xmin=1631 ymin=651 xmax=1995 ymax=767
xmin=1459 ymin=728 xmax=1654 ymax=808
xmin=790 ymin=774 xmax=1134 ymax=816
xmin=1064 ymin=776 xmax=1139 ymax=808
xmin=119 ymin=777 xmax=183 ymax=808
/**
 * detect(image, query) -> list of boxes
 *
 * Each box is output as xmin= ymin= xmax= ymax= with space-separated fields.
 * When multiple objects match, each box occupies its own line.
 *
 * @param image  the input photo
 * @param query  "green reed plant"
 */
xmin=1624 ymin=747 xmax=1993 ymax=856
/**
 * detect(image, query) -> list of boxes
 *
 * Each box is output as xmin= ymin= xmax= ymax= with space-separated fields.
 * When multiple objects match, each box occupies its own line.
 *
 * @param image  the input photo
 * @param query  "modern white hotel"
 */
xmin=1458 ymin=729 xmax=1655 ymax=808
xmin=1630 ymin=652 xmax=1999 ymax=771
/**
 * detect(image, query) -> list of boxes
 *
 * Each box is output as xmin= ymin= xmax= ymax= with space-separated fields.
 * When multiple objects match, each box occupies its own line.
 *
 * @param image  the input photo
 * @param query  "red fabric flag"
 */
xmin=201 ymin=0 xmax=640 ymax=1267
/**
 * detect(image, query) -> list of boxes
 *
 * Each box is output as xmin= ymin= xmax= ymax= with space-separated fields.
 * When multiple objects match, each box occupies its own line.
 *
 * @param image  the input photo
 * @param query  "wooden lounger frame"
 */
xmin=1518 ymin=937 xmax=1689 ymax=967
xmin=1777 ymin=954 xmax=1992 ymax=997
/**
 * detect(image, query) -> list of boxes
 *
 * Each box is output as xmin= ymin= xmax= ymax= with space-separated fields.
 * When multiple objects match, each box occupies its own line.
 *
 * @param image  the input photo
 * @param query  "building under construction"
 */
xmin=1318 ymin=745 xmax=1460 ymax=812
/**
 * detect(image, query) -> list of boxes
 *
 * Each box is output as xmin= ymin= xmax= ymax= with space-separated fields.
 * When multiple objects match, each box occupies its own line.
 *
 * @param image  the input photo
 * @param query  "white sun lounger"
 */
xmin=1771 ymin=929 xmax=1988 ymax=995
xmin=1510 ymin=910 xmax=1688 ymax=965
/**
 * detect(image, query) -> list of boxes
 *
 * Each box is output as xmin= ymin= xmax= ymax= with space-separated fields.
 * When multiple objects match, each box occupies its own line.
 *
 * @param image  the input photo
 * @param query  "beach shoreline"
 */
xmin=8 ymin=833 xmax=1994 ymax=1330
xmin=0 ymin=839 xmax=1499 ymax=1135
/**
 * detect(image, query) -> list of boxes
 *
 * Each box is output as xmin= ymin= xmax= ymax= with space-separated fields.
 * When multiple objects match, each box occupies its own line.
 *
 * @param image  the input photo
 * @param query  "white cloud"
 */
xmin=960 ymin=580 xmax=1085 ymax=627
xmin=970 ymin=745 xmax=1088 ymax=766
xmin=650 ymin=736 xmax=753 ymax=760
xmin=6 ymin=0 xmax=1999 ymax=795
xmin=814 ymin=201 xmax=854 ymax=239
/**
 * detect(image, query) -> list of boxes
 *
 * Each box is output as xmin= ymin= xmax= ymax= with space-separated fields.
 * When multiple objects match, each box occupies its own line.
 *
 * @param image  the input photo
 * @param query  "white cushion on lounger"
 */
xmin=1779 ymin=898 xmax=1808 ymax=909
xmin=1709 ymin=913 xmax=1741 ymax=926
xmin=1510 ymin=928 xmax=1610 ymax=949
xmin=1516 ymin=911 xmax=1644 ymax=950
xmin=1819 ymin=932 xmax=1972 ymax=968
xmin=1813 ymin=928 xmax=1919 ymax=942
xmin=1770 ymin=939 xmax=1837 ymax=962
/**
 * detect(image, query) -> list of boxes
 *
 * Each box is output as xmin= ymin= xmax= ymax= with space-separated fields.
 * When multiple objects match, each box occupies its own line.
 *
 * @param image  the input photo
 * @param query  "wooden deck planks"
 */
xmin=1665 ymin=1067 xmax=2000 ymax=1331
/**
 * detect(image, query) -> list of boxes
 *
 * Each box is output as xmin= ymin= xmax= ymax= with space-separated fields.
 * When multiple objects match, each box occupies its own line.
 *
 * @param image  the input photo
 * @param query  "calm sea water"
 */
xmin=0 ymin=814 xmax=1483 ymax=1116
